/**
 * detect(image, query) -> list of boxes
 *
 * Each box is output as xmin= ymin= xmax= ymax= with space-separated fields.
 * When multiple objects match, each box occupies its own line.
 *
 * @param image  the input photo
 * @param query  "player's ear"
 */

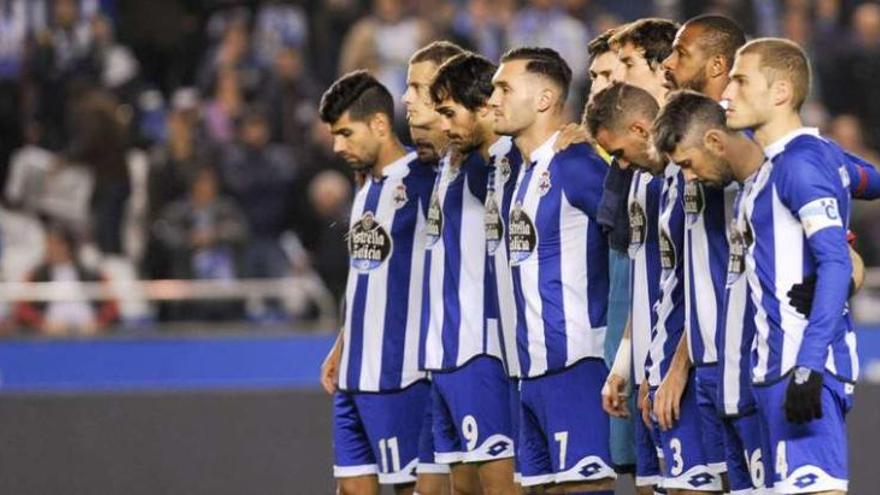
xmin=536 ymin=87 xmax=554 ymax=113
xmin=368 ymin=112 xmax=389 ymax=137
xmin=629 ymin=119 xmax=650 ymax=140
xmin=708 ymin=55 xmax=727 ymax=79
xmin=704 ymin=129 xmax=725 ymax=156
xmin=770 ymin=79 xmax=792 ymax=108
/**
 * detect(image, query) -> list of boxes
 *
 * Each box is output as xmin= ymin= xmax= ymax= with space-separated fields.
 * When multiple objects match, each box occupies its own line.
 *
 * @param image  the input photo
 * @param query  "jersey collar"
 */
xmin=527 ymin=131 xmax=560 ymax=167
xmin=488 ymin=136 xmax=514 ymax=163
xmin=763 ymin=127 xmax=820 ymax=161
xmin=375 ymin=150 xmax=417 ymax=180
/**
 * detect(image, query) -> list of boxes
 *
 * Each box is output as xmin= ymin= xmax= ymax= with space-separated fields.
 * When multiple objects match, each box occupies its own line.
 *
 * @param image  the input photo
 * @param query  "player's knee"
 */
xmin=337 ymin=477 xmax=378 ymax=495
xmin=414 ymin=474 xmax=450 ymax=495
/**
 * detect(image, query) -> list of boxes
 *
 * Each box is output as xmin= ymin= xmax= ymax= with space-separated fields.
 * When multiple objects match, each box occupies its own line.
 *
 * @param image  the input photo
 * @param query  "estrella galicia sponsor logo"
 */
xmin=726 ymin=220 xmax=746 ymax=285
xmin=508 ymin=202 xmax=537 ymax=265
xmin=683 ymin=180 xmax=704 ymax=225
xmin=498 ymin=156 xmax=512 ymax=184
xmin=426 ymin=192 xmax=443 ymax=247
xmin=348 ymin=211 xmax=392 ymax=271
xmin=484 ymin=193 xmax=503 ymax=255
xmin=628 ymin=201 xmax=647 ymax=257
xmin=659 ymin=228 xmax=676 ymax=272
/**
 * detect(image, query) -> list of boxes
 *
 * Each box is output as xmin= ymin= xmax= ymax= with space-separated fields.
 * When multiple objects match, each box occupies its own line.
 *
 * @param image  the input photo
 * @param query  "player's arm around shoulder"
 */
xmin=557 ymin=144 xmax=608 ymax=216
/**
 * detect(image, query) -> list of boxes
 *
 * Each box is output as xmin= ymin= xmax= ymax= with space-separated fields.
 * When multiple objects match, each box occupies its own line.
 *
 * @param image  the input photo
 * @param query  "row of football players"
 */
xmin=318 ymin=13 xmax=879 ymax=495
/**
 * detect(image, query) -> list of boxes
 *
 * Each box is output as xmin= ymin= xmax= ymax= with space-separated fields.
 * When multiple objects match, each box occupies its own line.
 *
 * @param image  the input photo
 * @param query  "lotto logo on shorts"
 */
xmin=793 ymin=473 xmax=819 ymax=489
xmin=579 ymin=462 xmax=603 ymax=478
xmin=487 ymin=440 xmax=510 ymax=457
xmin=688 ymin=473 xmax=716 ymax=488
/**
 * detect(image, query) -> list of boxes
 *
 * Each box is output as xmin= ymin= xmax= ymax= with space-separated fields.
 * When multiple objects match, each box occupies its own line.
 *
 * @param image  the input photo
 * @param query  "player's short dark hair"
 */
xmin=652 ymin=90 xmax=729 ymax=156
xmin=429 ymin=53 xmax=497 ymax=111
xmin=319 ymin=70 xmax=394 ymax=124
xmin=410 ymin=40 xmax=467 ymax=66
xmin=684 ymin=15 xmax=746 ymax=69
xmin=585 ymin=82 xmax=659 ymax=137
xmin=500 ymin=46 xmax=573 ymax=107
xmin=610 ymin=18 xmax=679 ymax=67
xmin=737 ymin=37 xmax=811 ymax=111
xmin=588 ymin=28 xmax=617 ymax=61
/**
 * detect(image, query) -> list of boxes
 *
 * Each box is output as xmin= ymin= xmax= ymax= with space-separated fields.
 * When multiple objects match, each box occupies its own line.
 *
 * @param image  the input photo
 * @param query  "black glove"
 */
xmin=787 ymin=275 xmax=855 ymax=317
xmin=784 ymin=366 xmax=824 ymax=424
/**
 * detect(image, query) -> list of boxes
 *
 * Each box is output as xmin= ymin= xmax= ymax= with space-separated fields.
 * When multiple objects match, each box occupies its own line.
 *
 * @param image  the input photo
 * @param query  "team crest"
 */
xmin=392 ymin=184 xmax=408 ymax=209
xmin=839 ymin=165 xmax=851 ymax=189
xmin=348 ymin=211 xmax=392 ymax=272
xmin=508 ymin=202 xmax=537 ymax=265
xmin=538 ymin=170 xmax=552 ymax=196
xmin=484 ymin=193 xmax=503 ymax=255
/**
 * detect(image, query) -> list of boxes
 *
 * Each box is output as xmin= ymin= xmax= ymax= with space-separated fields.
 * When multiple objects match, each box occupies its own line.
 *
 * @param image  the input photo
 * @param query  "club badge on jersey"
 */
xmin=349 ymin=211 xmax=393 ymax=272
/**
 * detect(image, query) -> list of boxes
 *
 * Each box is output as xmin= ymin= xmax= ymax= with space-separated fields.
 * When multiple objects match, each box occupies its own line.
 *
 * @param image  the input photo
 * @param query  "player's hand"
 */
xmin=553 ymin=123 xmax=590 ymax=152
xmin=602 ymin=373 xmax=631 ymax=418
xmin=788 ymin=275 xmax=855 ymax=317
xmin=320 ymin=338 xmax=343 ymax=395
xmin=653 ymin=363 xmax=688 ymax=431
xmin=784 ymin=366 xmax=824 ymax=424
xmin=637 ymin=380 xmax=652 ymax=429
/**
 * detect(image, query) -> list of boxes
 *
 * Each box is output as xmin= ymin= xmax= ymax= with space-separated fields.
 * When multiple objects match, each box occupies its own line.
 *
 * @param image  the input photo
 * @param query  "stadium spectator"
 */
xmin=203 ymin=67 xmax=244 ymax=145
xmin=306 ymin=169 xmax=351 ymax=303
xmin=259 ymin=45 xmax=320 ymax=149
xmin=217 ymin=105 xmax=297 ymax=280
xmin=338 ymin=0 xmax=432 ymax=102
xmin=508 ymin=0 xmax=591 ymax=85
xmin=64 ymin=88 xmax=131 ymax=256
xmin=15 ymin=222 xmax=119 ymax=335
xmin=153 ymin=166 xmax=247 ymax=320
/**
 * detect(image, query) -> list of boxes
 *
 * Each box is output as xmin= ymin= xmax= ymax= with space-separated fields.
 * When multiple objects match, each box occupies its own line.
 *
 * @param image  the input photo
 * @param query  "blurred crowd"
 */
xmin=1 ymin=0 xmax=879 ymax=333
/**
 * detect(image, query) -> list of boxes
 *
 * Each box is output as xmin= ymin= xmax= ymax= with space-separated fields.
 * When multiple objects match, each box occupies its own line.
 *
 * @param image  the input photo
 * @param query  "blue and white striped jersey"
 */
xmin=646 ymin=164 xmax=686 ymax=388
xmin=742 ymin=128 xmax=857 ymax=384
xmin=420 ymin=149 xmax=503 ymax=371
xmin=683 ymin=182 xmax=738 ymax=366
xmin=718 ymin=180 xmax=759 ymax=416
xmin=340 ymin=151 xmax=435 ymax=392
xmin=628 ymin=170 xmax=663 ymax=386
xmin=508 ymin=132 xmax=609 ymax=378
xmin=485 ymin=136 xmax=523 ymax=377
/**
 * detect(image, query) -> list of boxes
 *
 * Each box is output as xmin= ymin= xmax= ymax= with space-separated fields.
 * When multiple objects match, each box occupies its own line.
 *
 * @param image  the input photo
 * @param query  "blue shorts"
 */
xmin=634 ymin=395 xmax=662 ymax=487
xmin=649 ymin=371 xmax=723 ymax=491
xmin=417 ymin=378 xmax=450 ymax=475
xmin=518 ymin=359 xmax=616 ymax=487
xmin=334 ymin=380 xmax=430 ymax=484
xmin=694 ymin=365 xmax=729 ymax=474
xmin=431 ymin=356 xmax=514 ymax=464
xmin=724 ymin=411 xmax=771 ymax=494
xmin=754 ymin=372 xmax=852 ymax=494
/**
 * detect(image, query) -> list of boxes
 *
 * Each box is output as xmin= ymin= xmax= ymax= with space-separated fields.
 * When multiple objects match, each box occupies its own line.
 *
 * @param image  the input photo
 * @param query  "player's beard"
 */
xmin=679 ymin=71 xmax=708 ymax=93
xmin=414 ymin=139 xmax=439 ymax=164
